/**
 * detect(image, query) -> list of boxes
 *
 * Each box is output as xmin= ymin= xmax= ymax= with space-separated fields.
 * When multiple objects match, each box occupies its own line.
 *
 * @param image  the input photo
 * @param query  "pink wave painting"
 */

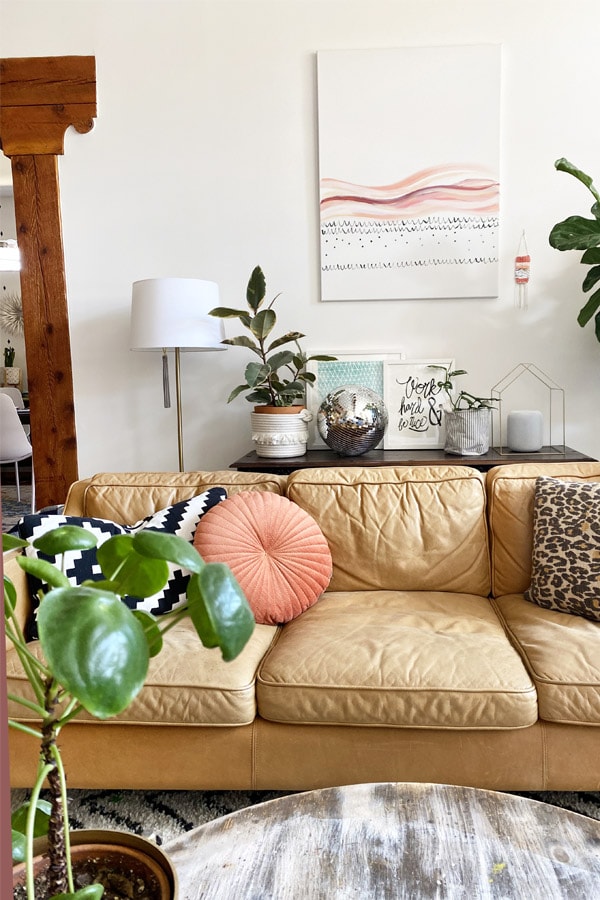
xmin=320 ymin=163 xmax=499 ymax=221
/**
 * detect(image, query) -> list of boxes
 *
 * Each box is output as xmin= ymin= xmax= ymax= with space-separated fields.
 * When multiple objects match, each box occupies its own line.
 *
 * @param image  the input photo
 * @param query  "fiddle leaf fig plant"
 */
xmin=5 ymin=524 xmax=255 ymax=899
xmin=209 ymin=265 xmax=335 ymax=407
xmin=549 ymin=157 xmax=600 ymax=342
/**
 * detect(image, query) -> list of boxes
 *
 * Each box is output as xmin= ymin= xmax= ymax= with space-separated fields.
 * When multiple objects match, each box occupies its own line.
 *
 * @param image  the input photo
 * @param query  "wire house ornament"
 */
xmin=490 ymin=363 xmax=566 ymax=455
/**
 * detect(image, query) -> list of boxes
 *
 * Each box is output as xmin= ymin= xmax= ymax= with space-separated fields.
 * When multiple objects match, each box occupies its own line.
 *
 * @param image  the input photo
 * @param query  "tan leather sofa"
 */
xmin=6 ymin=462 xmax=600 ymax=792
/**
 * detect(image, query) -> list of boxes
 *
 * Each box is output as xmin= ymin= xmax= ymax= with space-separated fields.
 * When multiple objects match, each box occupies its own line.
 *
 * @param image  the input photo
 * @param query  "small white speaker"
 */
xmin=506 ymin=410 xmax=544 ymax=452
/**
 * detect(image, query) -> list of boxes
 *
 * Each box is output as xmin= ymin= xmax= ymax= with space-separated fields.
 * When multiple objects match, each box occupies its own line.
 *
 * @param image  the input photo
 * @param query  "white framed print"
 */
xmin=383 ymin=359 xmax=454 ymax=449
xmin=305 ymin=351 xmax=403 ymax=448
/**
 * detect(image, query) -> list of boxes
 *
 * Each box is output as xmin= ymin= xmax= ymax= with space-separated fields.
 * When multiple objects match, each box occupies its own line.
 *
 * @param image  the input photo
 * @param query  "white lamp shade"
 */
xmin=0 ymin=240 xmax=21 ymax=272
xmin=130 ymin=277 xmax=225 ymax=351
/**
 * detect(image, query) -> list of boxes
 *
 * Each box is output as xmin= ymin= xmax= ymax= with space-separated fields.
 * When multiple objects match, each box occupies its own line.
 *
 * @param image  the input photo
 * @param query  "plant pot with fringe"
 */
xmin=13 ymin=828 xmax=178 ymax=899
xmin=444 ymin=407 xmax=491 ymax=456
xmin=250 ymin=405 xmax=313 ymax=458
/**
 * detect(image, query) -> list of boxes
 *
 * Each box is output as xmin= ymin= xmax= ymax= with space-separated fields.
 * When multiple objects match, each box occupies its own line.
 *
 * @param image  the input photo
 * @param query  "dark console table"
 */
xmin=230 ymin=446 xmax=596 ymax=475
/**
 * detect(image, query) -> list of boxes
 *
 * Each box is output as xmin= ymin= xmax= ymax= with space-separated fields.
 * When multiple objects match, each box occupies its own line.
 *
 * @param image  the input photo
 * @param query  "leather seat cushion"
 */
xmin=7 ymin=619 xmax=278 ymax=727
xmin=257 ymin=591 xmax=537 ymax=729
xmin=493 ymin=593 xmax=600 ymax=725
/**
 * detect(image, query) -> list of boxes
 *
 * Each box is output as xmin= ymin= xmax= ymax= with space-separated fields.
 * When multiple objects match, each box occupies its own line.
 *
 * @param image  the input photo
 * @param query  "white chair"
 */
xmin=0 ymin=392 xmax=34 ymax=510
xmin=0 ymin=386 xmax=24 ymax=408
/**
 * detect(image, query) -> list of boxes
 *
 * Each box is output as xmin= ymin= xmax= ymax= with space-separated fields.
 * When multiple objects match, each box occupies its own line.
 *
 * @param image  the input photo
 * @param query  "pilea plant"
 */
xmin=428 ymin=365 xmax=497 ymax=411
xmin=5 ymin=524 xmax=254 ymax=899
xmin=549 ymin=157 xmax=600 ymax=342
xmin=209 ymin=265 xmax=335 ymax=407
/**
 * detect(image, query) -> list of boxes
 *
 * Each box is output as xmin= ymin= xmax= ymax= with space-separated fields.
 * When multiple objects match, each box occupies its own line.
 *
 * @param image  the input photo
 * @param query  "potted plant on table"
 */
xmin=549 ymin=157 xmax=600 ymax=342
xmin=429 ymin=365 xmax=497 ymax=456
xmin=208 ymin=265 xmax=335 ymax=458
xmin=5 ymin=523 xmax=255 ymax=899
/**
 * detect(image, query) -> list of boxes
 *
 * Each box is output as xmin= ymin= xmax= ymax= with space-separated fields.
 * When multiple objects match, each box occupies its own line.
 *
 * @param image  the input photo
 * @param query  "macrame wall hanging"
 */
xmin=514 ymin=231 xmax=530 ymax=309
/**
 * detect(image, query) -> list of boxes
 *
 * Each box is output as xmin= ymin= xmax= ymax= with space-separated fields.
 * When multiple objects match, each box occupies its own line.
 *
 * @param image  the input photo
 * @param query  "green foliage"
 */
xmin=549 ymin=158 xmax=600 ymax=342
xmin=429 ymin=365 xmax=497 ymax=411
xmin=5 ymin=524 xmax=254 ymax=897
xmin=209 ymin=265 xmax=336 ymax=406
xmin=4 ymin=340 xmax=15 ymax=366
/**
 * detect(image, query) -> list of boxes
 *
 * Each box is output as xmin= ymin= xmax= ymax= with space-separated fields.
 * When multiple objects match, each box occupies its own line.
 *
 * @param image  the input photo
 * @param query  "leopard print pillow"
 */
xmin=525 ymin=475 xmax=600 ymax=621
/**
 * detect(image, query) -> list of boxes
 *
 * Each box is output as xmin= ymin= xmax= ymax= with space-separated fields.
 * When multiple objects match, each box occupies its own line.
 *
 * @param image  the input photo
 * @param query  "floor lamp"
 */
xmin=130 ymin=277 xmax=226 ymax=471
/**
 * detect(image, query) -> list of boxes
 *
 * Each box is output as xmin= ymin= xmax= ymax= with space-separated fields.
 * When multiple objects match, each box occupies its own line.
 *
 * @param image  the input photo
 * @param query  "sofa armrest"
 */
xmin=3 ymin=549 xmax=32 ymax=650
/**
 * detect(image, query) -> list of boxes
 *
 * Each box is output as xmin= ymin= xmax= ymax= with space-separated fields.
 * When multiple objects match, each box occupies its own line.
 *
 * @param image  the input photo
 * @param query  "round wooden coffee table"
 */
xmin=165 ymin=782 xmax=600 ymax=898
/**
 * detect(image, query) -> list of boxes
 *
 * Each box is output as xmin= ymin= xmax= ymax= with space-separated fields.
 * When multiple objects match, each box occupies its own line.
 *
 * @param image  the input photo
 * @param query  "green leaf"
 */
xmin=208 ymin=306 xmax=251 ymax=322
xmin=187 ymin=564 xmax=255 ymax=661
xmin=581 ymin=248 xmax=600 ymax=265
xmin=96 ymin=535 xmax=170 ymax=597
xmin=267 ymin=332 xmax=305 ymax=352
xmin=227 ymin=383 xmax=252 ymax=403
xmin=52 ymin=887 xmax=105 ymax=899
xmin=33 ymin=525 xmax=98 ymax=556
xmin=247 ymin=265 xmax=266 ymax=311
xmin=3 ymin=533 xmax=28 ymax=551
xmin=250 ymin=308 xmax=276 ymax=341
xmin=132 ymin=609 xmax=163 ymax=657
xmin=11 ymin=799 xmax=52 ymax=844
xmin=222 ymin=335 xmax=260 ymax=352
xmin=555 ymin=158 xmax=600 ymax=204
xmin=245 ymin=361 xmax=270 ymax=388
xmin=266 ymin=350 xmax=295 ymax=371
xmin=595 ymin=310 xmax=600 ymax=343
xmin=12 ymin=828 xmax=26 ymax=863
xmin=132 ymin=529 xmax=204 ymax=575
xmin=582 ymin=265 xmax=600 ymax=293
xmin=244 ymin=388 xmax=273 ymax=404
xmin=37 ymin=587 xmax=149 ymax=717
xmin=577 ymin=286 xmax=600 ymax=328
xmin=549 ymin=216 xmax=600 ymax=251
xmin=17 ymin=555 xmax=70 ymax=589
xmin=4 ymin=574 xmax=17 ymax=613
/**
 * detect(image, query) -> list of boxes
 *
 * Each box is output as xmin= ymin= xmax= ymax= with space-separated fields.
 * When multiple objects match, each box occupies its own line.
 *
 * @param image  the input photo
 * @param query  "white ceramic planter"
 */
xmin=444 ymin=407 xmax=491 ymax=456
xmin=250 ymin=407 xmax=313 ymax=458
xmin=4 ymin=366 xmax=21 ymax=385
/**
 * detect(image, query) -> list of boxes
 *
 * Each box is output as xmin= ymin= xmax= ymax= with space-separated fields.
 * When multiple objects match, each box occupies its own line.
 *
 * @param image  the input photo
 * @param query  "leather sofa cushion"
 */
xmin=7 ymin=619 xmax=278 ymax=727
xmin=64 ymin=471 xmax=286 ymax=522
xmin=285 ymin=466 xmax=490 ymax=595
xmin=487 ymin=462 xmax=600 ymax=598
xmin=257 ymin=591 xmax=537 ymax=729
xmin=493 ymin=594 xmax=600 ymax=725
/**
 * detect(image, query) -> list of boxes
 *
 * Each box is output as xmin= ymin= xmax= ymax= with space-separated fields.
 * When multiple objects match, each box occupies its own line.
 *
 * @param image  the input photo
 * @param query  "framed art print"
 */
xmin=383 ymin=359 xmax=454 ymax=449
xmin=317 ymin=45 xmax=501 ymax=302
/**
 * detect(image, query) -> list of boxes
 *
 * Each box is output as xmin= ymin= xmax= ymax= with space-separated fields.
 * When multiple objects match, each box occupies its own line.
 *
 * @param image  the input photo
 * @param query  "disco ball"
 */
xmin=317 ymin=384 xmax=388 ymax=456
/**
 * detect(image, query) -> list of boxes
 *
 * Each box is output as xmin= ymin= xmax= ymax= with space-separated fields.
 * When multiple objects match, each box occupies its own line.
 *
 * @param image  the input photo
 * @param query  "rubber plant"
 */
xmin=209 ymin=265 xmax=335 ymax=406
xmin=5 ymin=524 xmax=255 ymax=899
xmin=549 ymin=157 xmax=600 ymax=342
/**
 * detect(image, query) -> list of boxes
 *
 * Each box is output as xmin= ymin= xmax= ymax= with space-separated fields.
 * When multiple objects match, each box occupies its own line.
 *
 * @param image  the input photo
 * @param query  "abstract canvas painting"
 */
xmin=317 ymin=45 xmax=501 ymax=302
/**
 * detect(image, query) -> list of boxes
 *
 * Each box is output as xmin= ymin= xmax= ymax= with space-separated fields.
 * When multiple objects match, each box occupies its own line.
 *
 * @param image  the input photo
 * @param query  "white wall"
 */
xmin=2 ymin=0 xmax=600 ymax=475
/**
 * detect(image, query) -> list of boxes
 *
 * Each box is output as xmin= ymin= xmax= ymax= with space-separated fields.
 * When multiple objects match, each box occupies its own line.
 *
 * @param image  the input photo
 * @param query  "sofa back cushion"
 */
xmin=487 ymin=462 xmax=600 ymax=598
xmin=285 ymin=466 xmax=490 ymax=595
xmin=64 ymin=471 xmax=287 ymax=521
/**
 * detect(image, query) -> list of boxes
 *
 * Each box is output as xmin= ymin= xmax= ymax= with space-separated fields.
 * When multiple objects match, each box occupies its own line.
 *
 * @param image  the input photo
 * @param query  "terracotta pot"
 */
xmin=253 ymin=405 xmax=306 ymax=414
xmin=13 ymin=828 xmax=178 ymax=899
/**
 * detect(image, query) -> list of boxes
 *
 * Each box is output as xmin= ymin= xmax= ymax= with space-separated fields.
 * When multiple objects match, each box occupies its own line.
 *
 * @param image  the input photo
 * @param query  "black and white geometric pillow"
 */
xmin=18 ymin=487 xmax=227 ymax=638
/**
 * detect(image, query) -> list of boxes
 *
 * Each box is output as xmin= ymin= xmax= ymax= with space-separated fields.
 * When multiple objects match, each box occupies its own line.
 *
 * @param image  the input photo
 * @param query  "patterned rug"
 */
xmin=9 ymin=787 xmax=600 ymax=847
xmin=1 ymin=482 xmax=33 ymax=532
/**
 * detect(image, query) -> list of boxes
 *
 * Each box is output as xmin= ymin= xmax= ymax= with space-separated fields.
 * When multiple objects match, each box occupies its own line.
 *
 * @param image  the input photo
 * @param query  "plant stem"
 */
xmin=25 ymin=761 xmax=54 ymax=900
xmin=41 ymin=678 xmax=69 ymax=896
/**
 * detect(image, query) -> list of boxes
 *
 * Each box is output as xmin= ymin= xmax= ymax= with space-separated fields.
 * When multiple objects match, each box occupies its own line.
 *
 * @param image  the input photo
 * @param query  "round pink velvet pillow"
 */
xmin=193 ymin=491 xmax=332 ymax=625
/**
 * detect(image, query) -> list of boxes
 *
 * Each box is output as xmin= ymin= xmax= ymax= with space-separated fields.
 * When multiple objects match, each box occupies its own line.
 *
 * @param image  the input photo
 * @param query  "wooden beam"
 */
xmin=0 ymin=56 xmax=96 ymax=508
